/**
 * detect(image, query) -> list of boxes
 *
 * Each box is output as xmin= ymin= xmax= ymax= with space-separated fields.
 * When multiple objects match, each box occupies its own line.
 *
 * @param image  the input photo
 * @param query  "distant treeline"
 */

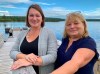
xmin=86 ymin=19 xmax=100 ymax=21
xmin=0 ymin=16 xmax=65 ymax=22
xmin=0 ymin=16 xmax=100 ymax=22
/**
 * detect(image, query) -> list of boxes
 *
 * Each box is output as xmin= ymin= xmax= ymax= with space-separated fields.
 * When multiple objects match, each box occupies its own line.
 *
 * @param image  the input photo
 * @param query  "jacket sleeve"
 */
xmin=41 ymin=29 xmax=57 ymax=66
xmin=9 ymin=31 xmax=24 ymax=60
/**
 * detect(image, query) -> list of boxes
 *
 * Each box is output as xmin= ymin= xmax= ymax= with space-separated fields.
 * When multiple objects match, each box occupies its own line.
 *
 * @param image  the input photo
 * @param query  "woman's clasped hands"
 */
xmin=11 ymin=53 xmax=39 ymax=70
xmin=25 ymin=53 xmax=39 ymax=64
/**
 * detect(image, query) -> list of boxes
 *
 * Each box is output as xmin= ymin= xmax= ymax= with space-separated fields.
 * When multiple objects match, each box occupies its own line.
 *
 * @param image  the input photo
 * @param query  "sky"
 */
xmin=0 ymin=0 xmax=100 ymax=19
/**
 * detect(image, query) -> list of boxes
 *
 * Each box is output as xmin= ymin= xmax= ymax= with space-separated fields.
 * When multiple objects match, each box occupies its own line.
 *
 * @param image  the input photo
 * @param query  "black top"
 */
xmin=55 ymin=36 xmax=99 ymax=74
xmin=20 ymin=36 xmax=39 ymax=74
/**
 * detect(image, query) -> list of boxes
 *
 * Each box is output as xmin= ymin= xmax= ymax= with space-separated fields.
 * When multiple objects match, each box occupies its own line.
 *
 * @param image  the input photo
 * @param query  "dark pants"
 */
xmin=9 ymin=33 xmax=13 ymax=36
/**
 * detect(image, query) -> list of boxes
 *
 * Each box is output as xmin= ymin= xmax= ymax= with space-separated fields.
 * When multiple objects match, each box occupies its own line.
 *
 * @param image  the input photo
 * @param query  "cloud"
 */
xmin=43 ymin=6 xmax=100 ymax=18
xmin=0 ymin=10 xmax=10 ymax=16
xmin=43 ymin=7 xmax=78 ymax=18
xmin=0 ymin=0 xmax=32 ymax=3
xmin=35 ymin=2 xmax=55 ymax=6
xmin=44 ymin=7 xmax=67 ymax=17
xmin=0 ymin=5 xmax=17 ymax=8
xmin=0 ymin=4 xmax=27 ymax=10
xmin=0 ymin=0 xmax=55 ymax=5
xmin=84 ymin=8 xmax=100 ymax=16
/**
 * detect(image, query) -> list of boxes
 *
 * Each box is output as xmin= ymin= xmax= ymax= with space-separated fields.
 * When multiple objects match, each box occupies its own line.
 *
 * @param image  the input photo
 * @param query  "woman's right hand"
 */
xmin=11 ymin=59 xmax=32 ymax=70
xmin=25 ymin=53 xmax=39 ymax=64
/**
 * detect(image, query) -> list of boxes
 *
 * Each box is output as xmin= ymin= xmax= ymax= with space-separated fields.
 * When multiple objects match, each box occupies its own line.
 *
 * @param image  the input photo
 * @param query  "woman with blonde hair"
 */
xmin=51 ymin=12 xmax=99 ymax=74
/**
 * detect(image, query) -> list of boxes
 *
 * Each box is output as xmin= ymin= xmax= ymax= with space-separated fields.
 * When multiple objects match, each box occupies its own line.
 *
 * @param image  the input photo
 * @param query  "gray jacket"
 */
xmin=10 ymin=28 xmax=57 ymax=74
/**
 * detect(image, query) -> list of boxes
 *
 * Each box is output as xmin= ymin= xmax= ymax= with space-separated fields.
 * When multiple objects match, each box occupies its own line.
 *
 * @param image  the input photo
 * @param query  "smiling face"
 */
xmin=64 ymin=13 xmax=88 ymax=38
xmin=66 ymin=19 xmax=84 ymax=38
xmin=28 ymin=8 xmax=42 ymax=28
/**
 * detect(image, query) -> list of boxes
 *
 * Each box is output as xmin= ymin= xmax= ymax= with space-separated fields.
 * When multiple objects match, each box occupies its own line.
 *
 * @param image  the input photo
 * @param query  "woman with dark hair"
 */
xmin=10 ymin=4 xmax=57 ymax=74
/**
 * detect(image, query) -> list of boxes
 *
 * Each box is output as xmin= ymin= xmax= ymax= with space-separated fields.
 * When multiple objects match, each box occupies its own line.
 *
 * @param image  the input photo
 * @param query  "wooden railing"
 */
xmin=94 ymin=59 xmax=100 ymax=74
xmin=0 ymin=33 xmax=4 ymax=48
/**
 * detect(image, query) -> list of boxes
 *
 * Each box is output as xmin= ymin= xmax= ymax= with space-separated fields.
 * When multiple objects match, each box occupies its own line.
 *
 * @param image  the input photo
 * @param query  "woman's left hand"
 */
xmin=11 ymin=59 xmax=32 ymax=70
xmin=25 ymin=53 xmax=38 ymax=64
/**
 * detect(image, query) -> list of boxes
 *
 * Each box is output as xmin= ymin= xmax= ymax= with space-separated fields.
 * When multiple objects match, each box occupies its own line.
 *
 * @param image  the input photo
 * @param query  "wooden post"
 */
xmin=94 ymin=59 xmax=100 ymax=74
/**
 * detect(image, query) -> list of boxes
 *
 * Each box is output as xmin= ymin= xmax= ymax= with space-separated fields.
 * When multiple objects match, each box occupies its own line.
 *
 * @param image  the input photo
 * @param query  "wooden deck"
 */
xmin=0 ymin=31 xmax=20 ymax=74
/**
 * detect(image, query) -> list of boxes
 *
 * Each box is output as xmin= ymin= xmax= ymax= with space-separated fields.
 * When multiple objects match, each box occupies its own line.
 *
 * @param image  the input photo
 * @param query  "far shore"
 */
xmin=0 ymin=16 xmax=100 ymax=22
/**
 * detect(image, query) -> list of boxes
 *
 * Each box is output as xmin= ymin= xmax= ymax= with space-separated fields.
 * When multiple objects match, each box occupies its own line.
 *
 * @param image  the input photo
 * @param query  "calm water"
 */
xmin=0 ymin=21 xmax=100 ymax=51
